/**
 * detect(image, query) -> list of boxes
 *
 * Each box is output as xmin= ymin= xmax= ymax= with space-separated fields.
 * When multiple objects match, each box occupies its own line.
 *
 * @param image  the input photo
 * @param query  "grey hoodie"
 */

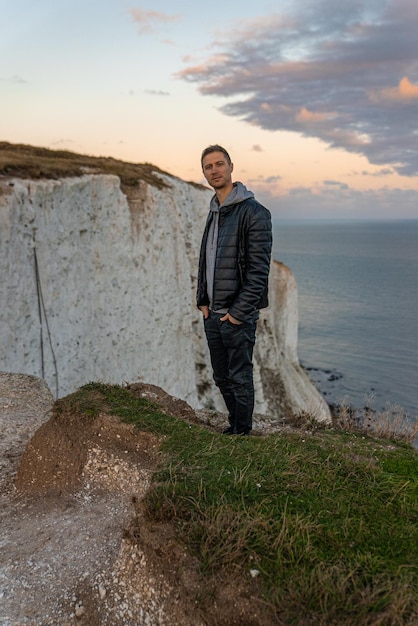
xmin=205 ymin=182 xmax=255 ymax=310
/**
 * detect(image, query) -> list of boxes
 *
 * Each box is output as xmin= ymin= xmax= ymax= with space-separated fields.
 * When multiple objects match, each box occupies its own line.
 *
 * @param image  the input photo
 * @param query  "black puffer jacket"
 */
xmin=197 ymin=192 xmax=272 ymax=322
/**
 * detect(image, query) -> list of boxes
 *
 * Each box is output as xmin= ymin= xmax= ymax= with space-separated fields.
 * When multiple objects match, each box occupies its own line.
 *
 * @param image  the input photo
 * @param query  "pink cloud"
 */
xmin=128 ymin=8 xmax=180 ymax=34
xmin=370 ymin=76 xmax=418 ymax=102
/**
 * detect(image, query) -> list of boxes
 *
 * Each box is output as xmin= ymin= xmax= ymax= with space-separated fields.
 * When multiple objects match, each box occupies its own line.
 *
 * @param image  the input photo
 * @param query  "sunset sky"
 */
xmin=2 ymin=0 xmax=418 ymax=219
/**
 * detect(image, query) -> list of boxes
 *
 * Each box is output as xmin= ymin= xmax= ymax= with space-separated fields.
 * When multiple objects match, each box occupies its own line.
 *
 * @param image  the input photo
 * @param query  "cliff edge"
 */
xmin=0 ymin=143 xmax=330 ymax=423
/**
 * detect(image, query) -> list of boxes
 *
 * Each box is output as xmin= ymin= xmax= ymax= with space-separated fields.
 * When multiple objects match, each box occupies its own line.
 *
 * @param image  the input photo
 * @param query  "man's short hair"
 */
xmin=201 ymin=145 xmax=232 ymax=168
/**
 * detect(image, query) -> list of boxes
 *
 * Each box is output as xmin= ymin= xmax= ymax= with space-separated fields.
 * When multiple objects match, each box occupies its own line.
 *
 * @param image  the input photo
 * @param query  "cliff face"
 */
xmin=0 ymin=172 xmax=330 ymax=422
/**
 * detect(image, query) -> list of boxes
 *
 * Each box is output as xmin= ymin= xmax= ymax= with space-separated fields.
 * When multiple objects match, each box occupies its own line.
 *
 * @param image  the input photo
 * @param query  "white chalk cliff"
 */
xmin=0 ymin=169 xmax=331 ymax=423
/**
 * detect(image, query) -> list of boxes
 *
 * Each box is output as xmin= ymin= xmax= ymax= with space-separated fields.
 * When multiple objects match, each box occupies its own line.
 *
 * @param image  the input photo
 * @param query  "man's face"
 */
xmin=202 ymin=151 xmax=233 ymax=190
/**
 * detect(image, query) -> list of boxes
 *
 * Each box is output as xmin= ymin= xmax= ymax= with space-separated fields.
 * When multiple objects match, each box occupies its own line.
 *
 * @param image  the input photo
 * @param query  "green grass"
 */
xmin=62 ymin=382 xmax=418 ymax=625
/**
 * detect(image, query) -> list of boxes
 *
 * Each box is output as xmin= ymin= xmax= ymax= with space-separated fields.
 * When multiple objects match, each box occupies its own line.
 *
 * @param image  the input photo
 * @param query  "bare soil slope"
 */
xmin=0 ymin=375 xmax=272 ymax=626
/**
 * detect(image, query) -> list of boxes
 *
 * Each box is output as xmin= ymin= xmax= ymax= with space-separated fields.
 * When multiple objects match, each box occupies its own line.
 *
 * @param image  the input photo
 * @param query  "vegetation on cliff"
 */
xmin=57 ymin=382 xmax=418 ymax=625
xmin=0 ymin=141 xmax=174 ymax=190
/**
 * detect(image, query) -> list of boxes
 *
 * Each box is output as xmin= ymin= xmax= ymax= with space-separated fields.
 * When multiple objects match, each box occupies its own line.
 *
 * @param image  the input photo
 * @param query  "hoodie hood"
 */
xmin=210 ymin=181 xmax=254 ymax=212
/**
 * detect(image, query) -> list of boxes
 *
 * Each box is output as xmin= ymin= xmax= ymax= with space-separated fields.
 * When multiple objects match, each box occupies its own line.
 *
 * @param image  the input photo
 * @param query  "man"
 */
xmin=197 ymin=145 xmax=272 ymax=435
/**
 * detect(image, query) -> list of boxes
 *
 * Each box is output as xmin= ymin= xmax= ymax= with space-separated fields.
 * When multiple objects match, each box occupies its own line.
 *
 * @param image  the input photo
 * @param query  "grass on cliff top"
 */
xmin=0 ymin=141 xmax=174 ymax=190
xmin=59 ymin=382 xmax=418 ymax=625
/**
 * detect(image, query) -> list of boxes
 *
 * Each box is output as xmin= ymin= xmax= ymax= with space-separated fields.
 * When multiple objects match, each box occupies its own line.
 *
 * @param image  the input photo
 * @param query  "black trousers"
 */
xmin=204 ymin=311 xmax=257 ymax=434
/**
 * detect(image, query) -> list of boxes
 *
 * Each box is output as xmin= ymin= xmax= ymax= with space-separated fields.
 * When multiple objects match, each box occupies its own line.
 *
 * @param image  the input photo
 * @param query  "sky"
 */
xmin=1 ymin=0 xmax=418 ymax=219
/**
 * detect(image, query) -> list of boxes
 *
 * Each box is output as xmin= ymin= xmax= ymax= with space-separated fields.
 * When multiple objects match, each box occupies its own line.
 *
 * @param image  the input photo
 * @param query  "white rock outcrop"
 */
xmin=0 ymin=171 xmax=330 ymax=423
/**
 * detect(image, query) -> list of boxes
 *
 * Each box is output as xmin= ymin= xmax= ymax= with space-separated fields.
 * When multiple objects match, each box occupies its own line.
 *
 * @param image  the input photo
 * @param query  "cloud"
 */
xmin=249 ymin=174 xmax=282 ymax=186
xmin=359 ymin=168 xmax=394 ymax=177
xmin=1 ymin=75 xmax=27 ymax=84
xmin=128 ymin=8 xmax=180 ymax=34
xmin=323 ymin=180 xmax=350 ymax=189
xmin=255 ymin=183 xmax=418 ymax=220
xmin=265 ymin=175 xmax=282 ymax=184
xmin=144 ymin=89 xmax=170 ymax=96
xmin=178 ymin=0 xmax=418 ymax=176
xmin=296 ymin=108 xmax=330 ymax=123
xmin=370 ymin=76 xmax=418 ymax=102
xmin=252 ymin=144 xmax=263 ymax=152
xmin=50 ymin=139 xmax=75 ymax=146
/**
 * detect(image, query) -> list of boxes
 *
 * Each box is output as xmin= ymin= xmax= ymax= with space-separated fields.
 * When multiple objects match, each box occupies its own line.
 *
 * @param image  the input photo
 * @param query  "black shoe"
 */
xmin=222 ymin=427 xmax=251 ymax=436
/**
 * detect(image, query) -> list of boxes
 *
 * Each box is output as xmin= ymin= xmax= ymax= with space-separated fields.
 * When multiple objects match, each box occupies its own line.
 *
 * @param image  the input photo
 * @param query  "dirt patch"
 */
xmin=16 ymin=409 xmax=158 ymax=497
xmin=1 ymin=375 xmax=278 ymax=625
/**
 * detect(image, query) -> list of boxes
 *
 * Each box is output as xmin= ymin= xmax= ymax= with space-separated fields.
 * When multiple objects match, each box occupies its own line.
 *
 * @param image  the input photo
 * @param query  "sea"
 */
xmin=272 ymin=219 xmax=418 ymax=421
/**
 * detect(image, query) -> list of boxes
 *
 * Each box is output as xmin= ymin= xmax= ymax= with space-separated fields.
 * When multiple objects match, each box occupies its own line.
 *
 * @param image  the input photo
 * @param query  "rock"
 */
xmin=75 ymin=602 xmax=86 ymax=617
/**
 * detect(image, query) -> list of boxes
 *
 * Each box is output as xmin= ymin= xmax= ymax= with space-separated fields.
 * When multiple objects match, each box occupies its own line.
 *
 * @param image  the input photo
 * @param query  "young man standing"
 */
xmin=197 ymin=145 xmax=272 ymax=435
